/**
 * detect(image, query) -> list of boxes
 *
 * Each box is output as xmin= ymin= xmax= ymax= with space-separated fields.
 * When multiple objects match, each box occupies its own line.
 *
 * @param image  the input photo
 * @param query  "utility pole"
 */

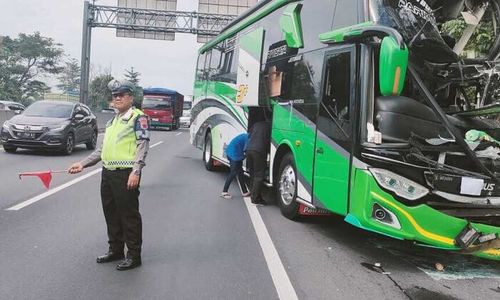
xmin=80 ymin=1 xmax=93 ymax=105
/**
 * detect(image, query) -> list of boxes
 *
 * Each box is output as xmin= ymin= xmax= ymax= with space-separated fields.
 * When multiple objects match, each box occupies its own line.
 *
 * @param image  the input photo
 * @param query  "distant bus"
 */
xmin=190 ymin=0 xmax=500 ymax=261
xmin=143 ymin=88 xmax=184 ymax=130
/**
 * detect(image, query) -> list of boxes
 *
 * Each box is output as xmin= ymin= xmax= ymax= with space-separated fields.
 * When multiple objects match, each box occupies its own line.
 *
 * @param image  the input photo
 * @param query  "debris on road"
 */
xmin=361 ymin=262 xmax=391 ymax=276
xmin=435 ymin=263 xmax=445 ymax=272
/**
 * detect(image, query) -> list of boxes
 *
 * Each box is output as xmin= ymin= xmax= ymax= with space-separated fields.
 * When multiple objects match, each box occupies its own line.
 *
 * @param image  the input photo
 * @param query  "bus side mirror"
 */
xmin=279 ymin=3 xmax=304 ymax=48
xmin=379 ymin=36 xmax=408 ymax=96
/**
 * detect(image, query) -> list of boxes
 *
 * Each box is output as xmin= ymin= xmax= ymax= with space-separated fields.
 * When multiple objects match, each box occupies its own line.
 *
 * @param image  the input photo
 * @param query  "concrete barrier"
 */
xmin=0 ymin=110 xmax=16 ymax=126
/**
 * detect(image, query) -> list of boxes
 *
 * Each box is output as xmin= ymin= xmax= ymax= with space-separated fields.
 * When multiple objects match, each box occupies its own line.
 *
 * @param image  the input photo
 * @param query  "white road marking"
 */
xmin=6 ymin=168 xmax=102 ymax=211
xmin=176 ymin=132 xmax=182 ymax=136
xmin=243 ymin=196 xmax=299 ymax=300
xmin=150 ymin=141 xmax=164 ymax=148
xmin=6 ymin=141 xmax=164 ymax=211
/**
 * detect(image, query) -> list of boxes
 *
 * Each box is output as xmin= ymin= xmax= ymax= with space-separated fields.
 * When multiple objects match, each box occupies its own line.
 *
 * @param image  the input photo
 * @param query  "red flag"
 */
xmin=19 ymin=170 xmax=66 ymax=189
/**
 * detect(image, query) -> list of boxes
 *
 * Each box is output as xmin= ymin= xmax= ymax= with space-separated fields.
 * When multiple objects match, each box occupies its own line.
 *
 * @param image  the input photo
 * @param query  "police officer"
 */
xmin=68 ymin=79 xmax=150 ymax=271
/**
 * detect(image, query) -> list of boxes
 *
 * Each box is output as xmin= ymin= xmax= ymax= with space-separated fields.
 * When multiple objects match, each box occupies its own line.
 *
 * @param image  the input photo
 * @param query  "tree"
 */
xmin=124 ymin=67 xmax=141 ymax=85
xmin=441 ymin=18 xmax=495 ymax=57
xmin=57 ymin=57 xmax=80 ymax=94
xmin=89 ymin=73 xmax=114 ymax=109
xmin=24 ymin=80 xmax=50 ymax=105
xmin=0 ymin=32 xmax=63 ymax=101
xmin=124 ymin=67 xmax=143 ymax=107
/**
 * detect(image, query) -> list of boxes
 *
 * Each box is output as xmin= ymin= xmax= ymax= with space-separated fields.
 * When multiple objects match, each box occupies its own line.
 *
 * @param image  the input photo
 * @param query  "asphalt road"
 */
xmin=0 ymin=129 xmax=499 ymax=300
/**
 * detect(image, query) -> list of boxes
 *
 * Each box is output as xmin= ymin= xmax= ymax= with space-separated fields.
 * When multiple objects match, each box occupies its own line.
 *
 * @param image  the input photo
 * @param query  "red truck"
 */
xmin=142 ymin=88 xmax=184 ymax=130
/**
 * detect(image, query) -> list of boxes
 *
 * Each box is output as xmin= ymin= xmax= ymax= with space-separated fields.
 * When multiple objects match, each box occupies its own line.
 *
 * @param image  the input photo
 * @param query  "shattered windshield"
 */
xmin=370 ymin=0 xmax=459 ymax=63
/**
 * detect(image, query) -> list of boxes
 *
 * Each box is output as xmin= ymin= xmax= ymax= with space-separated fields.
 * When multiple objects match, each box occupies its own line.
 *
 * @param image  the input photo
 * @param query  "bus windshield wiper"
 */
xmin=408 ymin=151 xmax=490 ymax=179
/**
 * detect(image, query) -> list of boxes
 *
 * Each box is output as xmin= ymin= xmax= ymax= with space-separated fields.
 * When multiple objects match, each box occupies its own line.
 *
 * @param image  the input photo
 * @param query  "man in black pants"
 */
xmin=246 ymin=120 xmax=271 ymax=205
xmin=68 ymin=80 xmax=150 ymax=271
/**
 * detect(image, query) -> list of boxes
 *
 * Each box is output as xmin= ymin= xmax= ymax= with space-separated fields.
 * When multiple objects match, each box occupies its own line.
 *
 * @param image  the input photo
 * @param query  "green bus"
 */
xmin=190 ymin=0 xmax=500 ymax=261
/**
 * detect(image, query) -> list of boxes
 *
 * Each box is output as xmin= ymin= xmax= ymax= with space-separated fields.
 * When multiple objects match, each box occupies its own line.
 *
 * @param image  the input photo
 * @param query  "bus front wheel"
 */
xmin=203 ymin=131 xmax=216 ymax=171
xmin=277 ymin=153 xmax=300 ymax=220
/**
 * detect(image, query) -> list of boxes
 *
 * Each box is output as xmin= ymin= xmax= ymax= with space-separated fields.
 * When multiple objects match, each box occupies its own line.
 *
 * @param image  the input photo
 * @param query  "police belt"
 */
xmin=103 ymin=167 xmax=132 ymax=172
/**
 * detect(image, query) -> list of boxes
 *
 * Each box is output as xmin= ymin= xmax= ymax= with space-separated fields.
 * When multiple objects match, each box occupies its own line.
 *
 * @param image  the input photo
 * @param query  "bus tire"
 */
xmin=203 ymin=131 xmax=215 ymax=171
xmin=277 ymin=153 xmax=300 ymax=220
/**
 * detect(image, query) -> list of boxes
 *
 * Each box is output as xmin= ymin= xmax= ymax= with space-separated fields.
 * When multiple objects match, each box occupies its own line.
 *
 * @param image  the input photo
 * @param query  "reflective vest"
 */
xmin=101 ymin=108 xmax=143 ymax=169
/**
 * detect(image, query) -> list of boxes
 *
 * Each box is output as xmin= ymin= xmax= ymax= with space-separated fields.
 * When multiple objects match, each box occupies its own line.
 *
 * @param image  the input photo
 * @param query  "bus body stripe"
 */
xmin=371 ymin=192 xmax=455 ymax=245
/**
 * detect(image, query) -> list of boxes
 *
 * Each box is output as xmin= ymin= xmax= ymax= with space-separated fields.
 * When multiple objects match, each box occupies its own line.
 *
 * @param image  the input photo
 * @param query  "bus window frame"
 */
xmin=317 ymin=44 xmax=357 ymax=145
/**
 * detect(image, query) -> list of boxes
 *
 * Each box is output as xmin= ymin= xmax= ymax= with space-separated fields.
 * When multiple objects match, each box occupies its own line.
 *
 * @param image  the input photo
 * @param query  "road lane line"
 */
xmin=6 ymin=168 xmax=102 ymax=211
xmin=6 ymin=141 xmax=164 ymax=211
xmin=176 ymin=132 xmax=182 ymax=136
xmin=243 ymin=196 xmax=299 ymax=300
xmin=151 ymin=141 xmax=164 ymax=148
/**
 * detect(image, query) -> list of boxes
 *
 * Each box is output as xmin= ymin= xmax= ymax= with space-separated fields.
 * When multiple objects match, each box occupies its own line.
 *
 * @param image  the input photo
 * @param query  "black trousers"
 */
xmin=223 ymin=159 xmax=248 ymax=193
xmin=100 ymin=168 xmax=142 ymax=258
xmin=246 ymin=150 xmax=266 ymax=203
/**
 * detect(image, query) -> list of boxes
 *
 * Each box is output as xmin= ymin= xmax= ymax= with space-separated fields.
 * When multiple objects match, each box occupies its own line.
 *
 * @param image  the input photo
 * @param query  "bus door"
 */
xmin=313 ymin=46 xmax=356 ymax=215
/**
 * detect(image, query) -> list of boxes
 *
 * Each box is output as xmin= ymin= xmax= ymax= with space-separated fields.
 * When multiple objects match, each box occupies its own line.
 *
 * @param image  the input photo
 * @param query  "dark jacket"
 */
xmin=246 ymin=121 xmax=271 ymax=154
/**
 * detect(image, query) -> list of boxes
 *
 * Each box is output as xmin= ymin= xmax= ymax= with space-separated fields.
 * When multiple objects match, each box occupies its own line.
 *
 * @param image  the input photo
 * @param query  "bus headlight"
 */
xmin=369 ymin=168 xmax=429 ymax=200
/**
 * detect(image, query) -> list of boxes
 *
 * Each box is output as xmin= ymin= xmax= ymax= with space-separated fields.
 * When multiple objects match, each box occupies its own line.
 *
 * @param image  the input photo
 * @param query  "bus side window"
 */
xmin=209 ymin=47 xmax=222 ymax=80
xmin=196 ymin=53 xmax=207 ymax=81
xmin=318 ymin=51 xmax=353 ymax=143
xmin=222 ymin=50 xmax=233 ymax=74
xmin=229 ymin=47 xmax=239 ymax=83
xmin=204 ymin=50 xmax=212 ymax=80
xmin=284 ymin=51 xmax=324 ymax=122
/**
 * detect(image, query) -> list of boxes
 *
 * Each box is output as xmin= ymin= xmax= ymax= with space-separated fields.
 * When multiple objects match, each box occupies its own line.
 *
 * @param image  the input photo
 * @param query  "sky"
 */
xmin=0 ymin=0 xmax=202 ymax=96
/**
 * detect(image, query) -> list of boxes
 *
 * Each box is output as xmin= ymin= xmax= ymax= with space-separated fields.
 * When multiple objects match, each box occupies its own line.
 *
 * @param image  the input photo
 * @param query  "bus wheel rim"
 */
xmin=204 ymin=139 xmax=211 ymax=162
xmin=279 ymin=165 xmax=296 ymax=206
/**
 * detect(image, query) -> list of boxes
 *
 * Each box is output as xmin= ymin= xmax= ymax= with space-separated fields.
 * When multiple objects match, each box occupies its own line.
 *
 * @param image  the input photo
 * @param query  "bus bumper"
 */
xmin=346 ymin=169 xmax=500 ymax=261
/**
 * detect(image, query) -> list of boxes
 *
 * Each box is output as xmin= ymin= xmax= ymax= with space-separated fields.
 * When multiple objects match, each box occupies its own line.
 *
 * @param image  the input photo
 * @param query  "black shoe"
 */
xmin=251 ymin=199 xmax=266 ymax=206
xmin=96 ymin=251 xmax=124 ymax=263
xmin=116 ymin=257 xmax=142 ymax=271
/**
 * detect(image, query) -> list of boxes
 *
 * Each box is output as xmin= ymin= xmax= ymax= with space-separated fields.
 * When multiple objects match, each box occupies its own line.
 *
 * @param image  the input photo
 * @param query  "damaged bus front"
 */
xmin=342 ymin=0 xmax=500 ymax=260
xmin=191 ymin=0 xmax=500 ymax=261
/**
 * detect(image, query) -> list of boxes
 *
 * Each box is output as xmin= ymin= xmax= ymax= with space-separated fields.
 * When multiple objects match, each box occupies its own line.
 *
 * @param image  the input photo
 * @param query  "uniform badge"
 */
xmin=135 ymin=115 xmax=151 ymax=140
xmin=139 ymin=116 xmax=149 ymax=130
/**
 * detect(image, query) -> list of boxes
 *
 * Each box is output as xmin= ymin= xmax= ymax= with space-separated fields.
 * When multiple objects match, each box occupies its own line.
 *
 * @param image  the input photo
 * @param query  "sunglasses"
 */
xmin=111 ymin=93 xmax=130 ymax=100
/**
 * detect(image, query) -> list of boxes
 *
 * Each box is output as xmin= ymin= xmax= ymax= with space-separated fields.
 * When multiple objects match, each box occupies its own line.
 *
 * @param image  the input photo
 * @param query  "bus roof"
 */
xmin=198 ymin=0 xmax=296 ymax=54
xmin=143 ymin=87 xmax=181 ymax=96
